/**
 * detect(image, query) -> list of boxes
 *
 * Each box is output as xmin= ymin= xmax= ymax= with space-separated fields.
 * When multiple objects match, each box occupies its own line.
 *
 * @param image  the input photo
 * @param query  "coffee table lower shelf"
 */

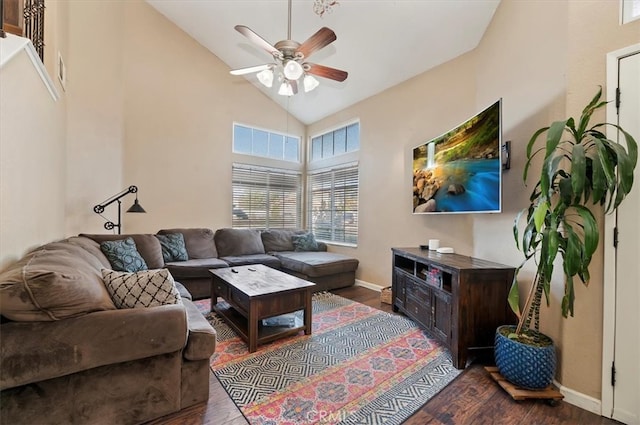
xmin=214 ymin=303 xmax=306 ymax=349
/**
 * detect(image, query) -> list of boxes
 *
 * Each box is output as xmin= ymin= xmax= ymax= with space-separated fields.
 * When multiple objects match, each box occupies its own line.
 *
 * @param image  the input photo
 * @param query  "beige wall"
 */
xmin=0 ymin=52 xmax=65 ymax=269
xmin=560 ymin=0 xmax=640 ymax=399
xmin=59 ymin=0 xmax=304 ymax=235
xmin=64 ymin=0 xmax=126 ymax=235
xmin=0 ymin=1 xmax=68 ymax=269
xmin=309 ymin=0 xmax=638 ymax=400
xmin=307 ymin=54 xmax=478 ymax=285
xmin=119 ymin=1 xmax=304 ymax=234
xmin=2 ymin=0 xmax=638 ymax=403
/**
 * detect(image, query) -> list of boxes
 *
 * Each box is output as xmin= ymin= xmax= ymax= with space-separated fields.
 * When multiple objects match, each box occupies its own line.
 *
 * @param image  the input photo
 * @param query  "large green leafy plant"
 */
xmin=509 ymin=87 xmax=637 ymax=338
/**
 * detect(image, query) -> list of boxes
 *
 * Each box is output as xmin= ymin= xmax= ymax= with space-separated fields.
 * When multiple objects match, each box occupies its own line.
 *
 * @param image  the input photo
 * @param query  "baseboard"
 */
xmin=554 ymin=379 xmax=601 ymax=415
xmin=354 ymin=279 xmax=384 ymax=292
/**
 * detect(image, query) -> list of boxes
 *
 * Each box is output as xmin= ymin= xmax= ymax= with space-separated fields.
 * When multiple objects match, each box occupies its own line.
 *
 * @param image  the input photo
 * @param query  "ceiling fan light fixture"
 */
xmin=283 ymin=60 xmax=304 ymax=80
xmin=303 ymin=74 xmax=320 ymax=92
xmin=278 ymin=81 xmax=294 ymax=96
xmin=256 ymin=69 xmax=274 ymax=87
xmin=230 ymin=2 xmax=347 ymax=97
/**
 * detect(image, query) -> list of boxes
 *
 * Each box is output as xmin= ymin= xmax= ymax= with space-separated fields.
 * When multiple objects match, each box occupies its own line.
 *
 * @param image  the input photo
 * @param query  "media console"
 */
xmin=391 ymin=247 xmax=516 ymax=369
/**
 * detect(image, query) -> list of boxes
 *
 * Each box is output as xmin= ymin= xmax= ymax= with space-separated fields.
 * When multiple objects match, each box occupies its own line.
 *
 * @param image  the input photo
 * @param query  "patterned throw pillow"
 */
xmin=292 ymin=232 xmax=319 ymax=252
xmin=155 ymin=233 xmax=188 ymax=262
xmin=101 ymin=269 xmax=182 ymax=309
xmin=100 ymin=237 xmax=148 ymax=272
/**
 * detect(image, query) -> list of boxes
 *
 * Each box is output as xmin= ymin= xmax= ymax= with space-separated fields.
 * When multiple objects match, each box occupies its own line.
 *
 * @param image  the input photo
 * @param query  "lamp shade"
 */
xmin=283 ymin=60 xmax=303 ymax=80
xmin=303 ymin=74 xmax=320 ymax=92
xmin=257 ymin=69 xmax=274 ymax=88
xmin=126 ymin=198 xmax=146 ymax=213
xmin=278 ymin=81 xmax=294 ymax=96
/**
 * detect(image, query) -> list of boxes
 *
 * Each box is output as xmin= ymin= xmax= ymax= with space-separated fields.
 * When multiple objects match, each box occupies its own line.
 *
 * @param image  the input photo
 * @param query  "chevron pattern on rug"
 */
xmin=194 ymin=292 xmax=461 ymax=425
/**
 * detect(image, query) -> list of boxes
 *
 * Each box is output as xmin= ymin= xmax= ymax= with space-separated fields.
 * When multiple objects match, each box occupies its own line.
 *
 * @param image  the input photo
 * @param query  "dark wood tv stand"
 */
xmin=391 ymin=247 xmax=515 ymax=369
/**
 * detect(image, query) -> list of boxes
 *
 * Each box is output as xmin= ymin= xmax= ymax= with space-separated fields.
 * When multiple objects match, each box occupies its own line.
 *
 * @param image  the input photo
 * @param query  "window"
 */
xmin=232 ymin=165 xmax=302 ymax=229
xmin=308 ymin=165 xmax=359 ymax=245
xmin=233 ymin=124 xmax=300 ymax=162
xmin=310 ymin=122 xmax=359 ymax=162
xmin=622 ymin=0 xmax=640 ymax=23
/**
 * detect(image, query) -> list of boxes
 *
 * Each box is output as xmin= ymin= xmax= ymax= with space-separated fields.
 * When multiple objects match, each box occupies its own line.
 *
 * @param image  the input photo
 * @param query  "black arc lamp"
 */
xmin=93 ymin=185 xmax=146 ymax=234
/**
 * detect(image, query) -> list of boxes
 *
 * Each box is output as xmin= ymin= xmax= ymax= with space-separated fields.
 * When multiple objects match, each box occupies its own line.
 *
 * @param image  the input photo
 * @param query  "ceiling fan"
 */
xmin=229 ymin=0 xmax=348 ymax=96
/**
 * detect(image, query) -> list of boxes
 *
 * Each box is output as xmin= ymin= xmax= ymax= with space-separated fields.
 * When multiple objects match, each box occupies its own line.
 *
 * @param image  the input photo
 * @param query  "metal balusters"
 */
xmin=23 ymin=0 xmax=45 ymax=60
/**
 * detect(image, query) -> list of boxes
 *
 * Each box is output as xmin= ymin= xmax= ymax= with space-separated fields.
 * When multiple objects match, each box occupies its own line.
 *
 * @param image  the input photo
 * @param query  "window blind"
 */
xmin=308 ymin=165 xmax=359 ymax=244
xmin=232 ymin=165 xmax=302 ymax=229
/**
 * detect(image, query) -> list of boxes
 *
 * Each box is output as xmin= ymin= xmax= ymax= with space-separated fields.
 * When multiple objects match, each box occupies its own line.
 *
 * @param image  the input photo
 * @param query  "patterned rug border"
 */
xmin=195 ymin=292 xmax=461 ymax=424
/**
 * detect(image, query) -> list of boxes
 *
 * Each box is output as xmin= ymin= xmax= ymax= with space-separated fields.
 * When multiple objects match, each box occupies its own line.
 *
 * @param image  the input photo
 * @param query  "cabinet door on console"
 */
xmin=432 ymin=290 xmax=452 ymax=345
xmin=394 ymin=272 xmax=407 ymax=309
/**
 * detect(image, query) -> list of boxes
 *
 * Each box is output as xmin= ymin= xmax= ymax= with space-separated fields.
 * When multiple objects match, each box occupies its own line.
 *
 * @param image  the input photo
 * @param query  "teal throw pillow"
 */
xmin=100 ymin=237 xmax=148 ymax=272
xmin=292 ymin=232 xmax=319 ymax=252
xmin=155 ymin=233 xmax=188 ymax=263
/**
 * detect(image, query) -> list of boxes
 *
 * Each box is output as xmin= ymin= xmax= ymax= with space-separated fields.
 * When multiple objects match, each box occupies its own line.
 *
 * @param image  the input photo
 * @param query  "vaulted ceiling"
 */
xmin=147 ymin=0 xmax=501 ymax=124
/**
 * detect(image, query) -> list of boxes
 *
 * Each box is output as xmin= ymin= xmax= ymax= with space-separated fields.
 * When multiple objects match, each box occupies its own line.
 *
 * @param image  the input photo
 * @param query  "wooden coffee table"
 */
xmin=209 ymin=264 xmax=316 ymax=352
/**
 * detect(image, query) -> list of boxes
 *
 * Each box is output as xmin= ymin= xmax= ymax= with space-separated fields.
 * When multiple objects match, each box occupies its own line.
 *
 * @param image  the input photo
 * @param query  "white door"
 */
xmin=603 ymin=47 xmax=640 ymax=425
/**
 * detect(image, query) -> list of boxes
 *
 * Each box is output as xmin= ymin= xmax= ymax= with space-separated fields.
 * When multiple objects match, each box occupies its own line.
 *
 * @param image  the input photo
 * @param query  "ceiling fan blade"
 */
xmin=235 ymin=25 xmax=280 ymax=56
xmin=290 ymin=80 xmax=298 ymax=95
xmin=296 ymin=27 xmax=336 ymax=60
xmin=305 ymin=63 xmax=348 ymax=82
xmin=230 ymin=64 xmax=272 ymax=75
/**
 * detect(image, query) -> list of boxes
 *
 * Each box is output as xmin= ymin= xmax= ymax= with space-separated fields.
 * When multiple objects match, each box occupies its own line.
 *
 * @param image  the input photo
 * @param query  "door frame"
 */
xmin=602 ymin=42 xmax=640 ymax=419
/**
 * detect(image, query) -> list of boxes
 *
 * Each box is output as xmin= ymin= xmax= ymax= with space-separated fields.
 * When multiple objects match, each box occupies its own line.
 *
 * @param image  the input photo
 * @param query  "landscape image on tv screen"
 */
xmin=413 ymin=100 xmax=502 ymax=214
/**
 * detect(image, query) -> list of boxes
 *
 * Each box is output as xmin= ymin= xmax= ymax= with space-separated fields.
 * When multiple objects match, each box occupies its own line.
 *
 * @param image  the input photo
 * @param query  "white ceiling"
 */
xmin=146 ymin=0 xmax=501 ymax=125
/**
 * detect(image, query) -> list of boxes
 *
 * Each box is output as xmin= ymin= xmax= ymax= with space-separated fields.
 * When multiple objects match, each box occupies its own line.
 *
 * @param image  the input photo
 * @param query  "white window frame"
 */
xmin=309 ymin=120 xmax=360 ymax=163
xmin=621 ymin=0 xmax=640 ymax=24
xmin=233 ymin=122 xmax=301 ymax=163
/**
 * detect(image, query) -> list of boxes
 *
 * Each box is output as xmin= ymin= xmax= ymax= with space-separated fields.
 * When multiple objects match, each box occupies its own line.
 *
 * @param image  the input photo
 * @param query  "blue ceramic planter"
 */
xmin=494 ymin=325 xmax=556 ymax=390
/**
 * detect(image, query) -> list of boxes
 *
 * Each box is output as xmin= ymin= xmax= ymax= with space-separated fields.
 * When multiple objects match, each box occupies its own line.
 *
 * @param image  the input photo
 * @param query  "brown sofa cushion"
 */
xmin=261 ymin=229 xmax=307 ymax=252
xmin=66 ymin=236 xmax=111 ymax=268
xmin=0 ymin=240 xmax=116 ymax=321
xmin=182 ymin=300 xmax=217 ymax=361
xmin=165 ymin=258 xmax=229 ymax=279
xmin=0 ymin=304 xmax=187 ymax=389
xmin=157 ymin=228 xmax=217 ymax=259
xmin=80 ymin=234 xmax=164 ymax=269
xmin=275 ymin=252 xmax=359 ymax=277
xmin=214 ymin=228 xmax=265 ymax=257
xmin=219 ymin=254 xmax=281 ymax=268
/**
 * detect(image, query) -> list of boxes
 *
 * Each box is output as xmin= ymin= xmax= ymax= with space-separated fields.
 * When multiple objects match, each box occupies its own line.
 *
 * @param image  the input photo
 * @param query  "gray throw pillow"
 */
xmin=100 ymin=237 xmax=148 ymax=272
xmin=292 ymin=232 xmax=319 ymax=252
xmin=155 ymin=233 xmax=188 ymax=262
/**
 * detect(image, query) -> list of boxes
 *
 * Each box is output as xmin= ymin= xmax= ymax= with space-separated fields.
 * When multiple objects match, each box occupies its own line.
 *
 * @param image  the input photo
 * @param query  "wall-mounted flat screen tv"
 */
xmin=413 ymin=99 xmax=502 ymax=214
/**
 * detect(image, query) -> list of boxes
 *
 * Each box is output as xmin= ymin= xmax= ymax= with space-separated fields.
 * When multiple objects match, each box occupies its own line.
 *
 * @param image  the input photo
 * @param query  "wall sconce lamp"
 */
xmin=93 ymin=185 xmax=146 ymax=234
xmin=502 ymin=141 xmax=511 ymax=170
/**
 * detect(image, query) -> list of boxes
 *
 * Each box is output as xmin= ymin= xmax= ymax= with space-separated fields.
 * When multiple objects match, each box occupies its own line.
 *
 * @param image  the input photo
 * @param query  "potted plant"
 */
xmin=495 ymin=87 xmax=638 ymax=389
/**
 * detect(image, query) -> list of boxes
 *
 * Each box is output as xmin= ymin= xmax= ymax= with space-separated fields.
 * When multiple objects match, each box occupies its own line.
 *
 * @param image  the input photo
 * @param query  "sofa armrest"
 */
xmin=182 ymin=300 xmax=216 ymax=361
xmin=0 ymin=304 xmax=187 ymax=390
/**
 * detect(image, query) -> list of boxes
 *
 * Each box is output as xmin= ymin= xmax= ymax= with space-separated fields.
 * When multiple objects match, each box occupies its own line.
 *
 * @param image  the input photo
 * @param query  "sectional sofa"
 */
xmin=0 ymin=236 xmax=216 ymax=425
xmin=84 ymin=228 xmax=359 ymax=299
xmin=0 ymin=227 xmax=358 ymax=424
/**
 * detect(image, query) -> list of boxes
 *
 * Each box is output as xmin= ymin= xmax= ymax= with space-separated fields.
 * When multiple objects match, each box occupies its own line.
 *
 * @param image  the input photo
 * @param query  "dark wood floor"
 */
xmin=148 ymin=286 xmax=619 ymax=425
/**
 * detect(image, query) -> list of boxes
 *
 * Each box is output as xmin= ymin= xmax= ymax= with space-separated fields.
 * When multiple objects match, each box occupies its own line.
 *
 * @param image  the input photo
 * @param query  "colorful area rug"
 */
xmin=194 ymin=292 xmax=461 ymax=425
